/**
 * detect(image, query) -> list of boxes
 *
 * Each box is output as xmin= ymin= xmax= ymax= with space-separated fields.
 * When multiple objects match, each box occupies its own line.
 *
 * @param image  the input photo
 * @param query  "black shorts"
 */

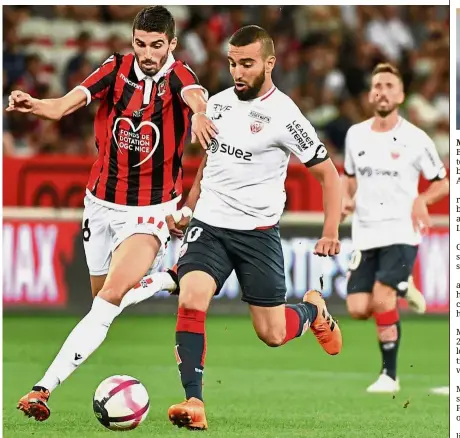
xmin=347 ymin=244 xmax=418 ymax=295
xmin=177 ymin=218 xmax=286 ymax=307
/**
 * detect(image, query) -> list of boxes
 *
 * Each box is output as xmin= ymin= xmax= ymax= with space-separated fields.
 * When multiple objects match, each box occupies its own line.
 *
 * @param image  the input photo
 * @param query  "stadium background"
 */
xmin=3 ymin=6 xmax=449 ymax=437
xmin=3 ymin=5 xmax=449 ymax=315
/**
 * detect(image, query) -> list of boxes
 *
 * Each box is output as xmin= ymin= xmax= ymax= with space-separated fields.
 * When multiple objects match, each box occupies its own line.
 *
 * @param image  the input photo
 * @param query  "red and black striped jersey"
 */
xmin=76 ymin=52 xmax=206 ymax=207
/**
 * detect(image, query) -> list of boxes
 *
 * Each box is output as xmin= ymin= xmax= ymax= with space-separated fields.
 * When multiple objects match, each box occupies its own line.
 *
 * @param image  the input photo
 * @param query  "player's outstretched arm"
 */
xmin=308 ymin=159 xmax=342 ymax=256
xmin=6 ymin=88 xmax=87 ymax=121
xmin=281 ymin=107 xmax=341 ymax=255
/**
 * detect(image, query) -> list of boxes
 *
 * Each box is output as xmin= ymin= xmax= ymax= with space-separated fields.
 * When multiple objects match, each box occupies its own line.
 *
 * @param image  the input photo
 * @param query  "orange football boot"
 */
xmin=17 ymin=388 xmax=51 ymax=421
xmin=168 ymin=397 xmax=208 ymax=430
xmin=304 ymin=290 xmax=342 ymax=355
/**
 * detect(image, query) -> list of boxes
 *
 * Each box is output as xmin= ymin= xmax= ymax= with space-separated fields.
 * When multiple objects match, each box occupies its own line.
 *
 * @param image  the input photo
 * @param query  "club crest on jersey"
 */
xmin=250 ymin=121 xmax=264 ymax=134
xmin=132 ymin=108 xmax=145 ymax=118
xmin=112 ymin=117 xmax=160 ymax=167
xmin=158 ymin=80 xmax=167 ymax=97
xmin=391 ymin=151 xmax=400 ymax=159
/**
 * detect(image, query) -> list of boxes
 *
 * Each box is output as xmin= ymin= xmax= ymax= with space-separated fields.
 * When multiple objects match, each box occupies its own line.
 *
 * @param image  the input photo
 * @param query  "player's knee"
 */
xmin=348 ymin=307 xmax=371 ymax=320
xmin=97 ymin=285 xmax=126 ymax=306
xmin=178 ymin=272 xmax=216 ymax=312
xmin=178 ymin=285 xmax=212 ymax=312
xmin=347 ymin=295 xmax=372 ymax=319
xmin=179 ymin=293 xmax=208 ymax=312
xmin=258 ymin=329 xmax=286 ymax=348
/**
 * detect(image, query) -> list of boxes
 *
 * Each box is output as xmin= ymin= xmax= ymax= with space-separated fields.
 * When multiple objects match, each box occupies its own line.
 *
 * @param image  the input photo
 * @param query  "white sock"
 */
xmin=35 ymin=297 xmax=121 ymax=392
xmin=120 ymin=271 xmax=176 ymax=310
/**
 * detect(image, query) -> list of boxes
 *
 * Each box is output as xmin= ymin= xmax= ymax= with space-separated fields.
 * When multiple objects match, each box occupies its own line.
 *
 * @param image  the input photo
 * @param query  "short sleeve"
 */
xmin=416 ymin=134 xmax=447 ymax=180
xmin=281 ymin=107 xmax=328 ymax=167
xmin=75 ymin=54 xmax=120 ymax=106
xmin=170 ymin=62 xmax=208 ymax=103
xmin=343 ymin=128 xmax=355 ymax=176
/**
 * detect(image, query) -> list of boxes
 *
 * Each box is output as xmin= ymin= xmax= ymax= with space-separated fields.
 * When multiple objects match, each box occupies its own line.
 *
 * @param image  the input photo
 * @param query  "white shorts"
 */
xmin=82 ymin=192 xmax=180 ymax=276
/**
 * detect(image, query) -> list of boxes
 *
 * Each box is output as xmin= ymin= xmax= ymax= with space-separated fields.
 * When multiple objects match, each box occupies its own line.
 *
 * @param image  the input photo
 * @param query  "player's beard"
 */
xmin=135 ymin=51 xmax=169 ymax=77
xmin=375 ymin=101 xmax=397 ymax=118
xmin=234 ymin=68 xmax=266 ymax=101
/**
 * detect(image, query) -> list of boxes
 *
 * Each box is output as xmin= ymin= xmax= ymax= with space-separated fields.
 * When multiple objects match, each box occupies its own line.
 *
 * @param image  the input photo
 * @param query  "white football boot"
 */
xmin=366 ymin=373 xmax=400 ymax=393
xmin=404 ymin=276 xmax=426 ymax=314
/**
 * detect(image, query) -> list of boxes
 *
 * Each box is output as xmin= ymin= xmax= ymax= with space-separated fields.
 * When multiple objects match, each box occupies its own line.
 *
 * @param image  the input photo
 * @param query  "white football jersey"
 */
xmin=344 ymin=117 xmax=446 ymax=250
xmin=193 ymin=86 xmax=328 ymax=230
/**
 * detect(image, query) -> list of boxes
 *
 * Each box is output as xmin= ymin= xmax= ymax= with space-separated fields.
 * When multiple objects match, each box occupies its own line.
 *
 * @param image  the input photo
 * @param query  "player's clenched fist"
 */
xmin=314 ymin=236 xmax=341 ymax=257
xmin=165 ymin=206 xmax=193 ymax=239
xmin=191 ymin=112 xmax=219 ymax=150
xmin=6 ymin=90 xmax=34 ymax=113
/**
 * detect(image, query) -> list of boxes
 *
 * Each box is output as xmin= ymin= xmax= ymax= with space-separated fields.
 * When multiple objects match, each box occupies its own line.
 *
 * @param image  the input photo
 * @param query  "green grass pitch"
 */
xmin=3 ymin=314 xmax=448 ymax=437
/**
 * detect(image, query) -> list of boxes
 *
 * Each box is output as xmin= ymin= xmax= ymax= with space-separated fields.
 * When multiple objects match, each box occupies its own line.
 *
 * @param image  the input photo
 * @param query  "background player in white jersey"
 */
xmin=341 ymin=63 xmax=449 ymax=393
xmin=166 ymin=25 xmax=343 ymax=431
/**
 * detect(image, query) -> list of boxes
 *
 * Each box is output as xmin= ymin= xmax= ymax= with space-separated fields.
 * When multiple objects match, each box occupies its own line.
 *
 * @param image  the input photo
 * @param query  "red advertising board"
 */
xmin=3 ymin=220 xmax=82 ymax=307
xmin=3 ymin=156 xmax=449 ymax=214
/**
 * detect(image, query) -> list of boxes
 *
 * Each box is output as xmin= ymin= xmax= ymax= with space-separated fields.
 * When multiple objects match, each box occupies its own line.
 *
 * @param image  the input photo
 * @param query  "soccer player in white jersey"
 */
xmin=166 ymin=25 xmax=343 ymax=431
xmin=341 ymin=63 xmax=449 ymax=393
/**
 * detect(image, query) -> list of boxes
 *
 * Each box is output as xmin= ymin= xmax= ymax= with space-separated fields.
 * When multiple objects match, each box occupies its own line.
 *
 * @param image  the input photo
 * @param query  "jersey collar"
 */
xmin=257 ymin=85 xmax=277 ymax=102
xmin=235 ymin=85 xmax=277 ymax=103
xmin=134 ymin=52 xmax=176 ymax=82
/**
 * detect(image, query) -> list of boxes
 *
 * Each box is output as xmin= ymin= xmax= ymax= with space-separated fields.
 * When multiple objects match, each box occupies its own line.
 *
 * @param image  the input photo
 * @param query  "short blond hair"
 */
xmin=372 ymin=63 xmax=402 ymax=81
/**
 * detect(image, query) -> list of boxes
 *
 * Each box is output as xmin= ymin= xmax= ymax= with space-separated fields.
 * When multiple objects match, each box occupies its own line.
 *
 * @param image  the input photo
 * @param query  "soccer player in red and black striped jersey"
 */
xmin=9 ymin=6 xmax=218 ymax=422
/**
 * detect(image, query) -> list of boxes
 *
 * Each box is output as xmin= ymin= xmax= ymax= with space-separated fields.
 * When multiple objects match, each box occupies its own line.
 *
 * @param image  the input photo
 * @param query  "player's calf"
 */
xmin=256 ymin=328 xmax=286 ymax=347
xmin=90 ymin=274 xmax=107 ymax=298
xmin=251 ymin=303 xmax=317 ymax=347
xmin=250 ymin=305 xmax=287 ymax=347
xmin=170 ymin=271 xmax=215 ymax=429
xmin=371 ymin=282 xmax=401 ymax=383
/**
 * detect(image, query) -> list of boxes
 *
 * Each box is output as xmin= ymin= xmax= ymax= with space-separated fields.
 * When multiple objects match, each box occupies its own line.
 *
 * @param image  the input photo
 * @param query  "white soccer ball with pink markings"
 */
xmin=93 ymin=375 xmax=150 ymax=431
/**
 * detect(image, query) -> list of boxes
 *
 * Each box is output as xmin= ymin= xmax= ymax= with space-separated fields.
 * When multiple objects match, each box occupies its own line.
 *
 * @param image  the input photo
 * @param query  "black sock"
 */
xmin=379 ymin=321 xmax=401 ymax=380
xmin=374 ymin=309 xmax=401 ymax=381
xmin=32 ymin=386 xmax=49 ymax=393
xmin=286 ymin=302 xmax=318 ymax=336
xmin=175 ymin=308 xmax=206 ymax=401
